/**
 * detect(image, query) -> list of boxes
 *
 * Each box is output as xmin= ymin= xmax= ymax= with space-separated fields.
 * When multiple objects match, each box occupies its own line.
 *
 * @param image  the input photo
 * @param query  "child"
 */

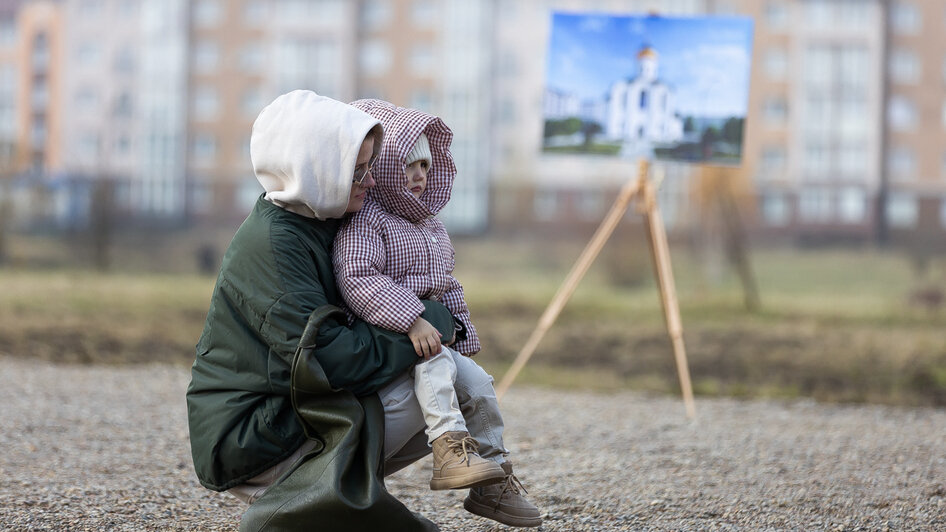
xmin=333 ymin=99 xmax=541 ymax=528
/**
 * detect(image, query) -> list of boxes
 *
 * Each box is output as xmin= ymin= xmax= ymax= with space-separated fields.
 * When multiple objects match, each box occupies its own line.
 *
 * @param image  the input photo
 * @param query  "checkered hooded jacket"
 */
xmin=333 ymin=99 xmax=480 ymax=355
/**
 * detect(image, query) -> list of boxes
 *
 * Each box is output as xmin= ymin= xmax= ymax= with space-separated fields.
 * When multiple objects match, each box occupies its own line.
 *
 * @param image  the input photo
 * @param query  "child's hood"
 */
xmin=251 ymin=90 xmax=382 ymax=220
xmin=349 ymin=99 xmax=454 ymax=223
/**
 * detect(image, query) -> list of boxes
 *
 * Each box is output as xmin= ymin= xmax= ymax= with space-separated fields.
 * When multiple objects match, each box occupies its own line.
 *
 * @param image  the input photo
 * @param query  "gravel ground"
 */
xmin=0 ymin=357 xmax=944 ymax=531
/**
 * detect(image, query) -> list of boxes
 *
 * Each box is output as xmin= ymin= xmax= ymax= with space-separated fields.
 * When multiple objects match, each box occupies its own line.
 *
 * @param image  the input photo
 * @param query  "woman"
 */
xmin=186 ymin=90 xmax=451 ymax=531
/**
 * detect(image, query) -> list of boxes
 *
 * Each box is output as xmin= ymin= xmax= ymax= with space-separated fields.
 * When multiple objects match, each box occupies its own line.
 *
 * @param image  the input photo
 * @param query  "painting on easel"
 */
xmin=542 ymin=12 xmax=754 ymax=164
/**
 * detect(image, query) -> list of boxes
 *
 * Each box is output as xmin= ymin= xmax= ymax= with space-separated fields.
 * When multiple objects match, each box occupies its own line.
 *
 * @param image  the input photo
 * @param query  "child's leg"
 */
xmin=448 ymin=348 xmax=543 ymax=527
xmin=447 ymin=347 xmax=509 ymax=463
xmin=413 ymin=349 xmax=467 ymax=445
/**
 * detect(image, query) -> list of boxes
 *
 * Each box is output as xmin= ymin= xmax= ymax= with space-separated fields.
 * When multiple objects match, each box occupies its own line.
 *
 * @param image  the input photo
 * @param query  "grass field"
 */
xmin=1 ymin=232 xmax=944 ymax=407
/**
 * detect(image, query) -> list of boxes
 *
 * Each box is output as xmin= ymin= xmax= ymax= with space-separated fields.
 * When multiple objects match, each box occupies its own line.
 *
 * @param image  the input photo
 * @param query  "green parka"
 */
xmin=186 ymin=91 xmax=451 ymax=531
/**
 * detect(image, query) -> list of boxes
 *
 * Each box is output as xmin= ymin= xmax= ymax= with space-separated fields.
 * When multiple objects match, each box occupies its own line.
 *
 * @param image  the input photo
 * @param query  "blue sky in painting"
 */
xmin=545 ymin=11 xmax=754 ymax=118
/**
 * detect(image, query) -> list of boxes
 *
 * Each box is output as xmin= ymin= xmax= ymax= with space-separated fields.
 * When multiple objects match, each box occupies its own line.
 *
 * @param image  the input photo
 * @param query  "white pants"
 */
xmin=229 ymin=348 xmax=508 ymax=503
xmin=380 ymin=346 xmax=507 ymax=474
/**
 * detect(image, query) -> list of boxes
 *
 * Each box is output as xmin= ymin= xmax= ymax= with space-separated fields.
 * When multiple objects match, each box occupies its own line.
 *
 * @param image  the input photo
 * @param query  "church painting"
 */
xmin=542 ymin=12 xmax=754 ymax=164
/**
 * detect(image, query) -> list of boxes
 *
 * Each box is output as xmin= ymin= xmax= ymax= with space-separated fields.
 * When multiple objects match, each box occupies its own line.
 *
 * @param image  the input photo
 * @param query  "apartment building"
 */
xmin=14 ymin=0 xmax=60 ymax=175
xmin=1 ymin=0 xmax=944 ymax=243
xmin=0 ymin=1 xmax=20 ymax=174
xmin=185 ymin=0 xmax=359 ymax=222
xmin=881 ymin=0 xmax=946 ymax=243
xmin=490 ymin=0 xmax=946 ymax=243
xmin=356 ymin=0 xmax=494 ymax=233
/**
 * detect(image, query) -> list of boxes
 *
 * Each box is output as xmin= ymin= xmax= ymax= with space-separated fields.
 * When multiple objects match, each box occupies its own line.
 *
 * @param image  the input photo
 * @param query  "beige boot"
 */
xmin=464 ymin=461 xmax=542 ymax=527
xmin=430 ymin=431 xmax=506 ymax=490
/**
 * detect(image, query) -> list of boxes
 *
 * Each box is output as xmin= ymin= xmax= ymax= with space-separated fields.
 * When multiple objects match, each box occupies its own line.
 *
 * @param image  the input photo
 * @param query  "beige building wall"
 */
xmin=187 ymin=0 xmax=265 ymax=216
xmin=0 ymin=2 xmax=19 ymax=175
xmin=885 ymin=0 xmax=946 ymax=236
xmin=15 ymin=1 xmax=61 ymax=173
xmin=357 ymin=0 xmax=437 ymax=106
xmin=188 ymin=0 xmax=359 ymax=219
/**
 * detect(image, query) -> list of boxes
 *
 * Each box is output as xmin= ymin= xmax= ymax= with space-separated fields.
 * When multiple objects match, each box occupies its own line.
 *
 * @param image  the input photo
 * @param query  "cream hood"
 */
xmin=251 ymin=90 xmax=382 ymax=220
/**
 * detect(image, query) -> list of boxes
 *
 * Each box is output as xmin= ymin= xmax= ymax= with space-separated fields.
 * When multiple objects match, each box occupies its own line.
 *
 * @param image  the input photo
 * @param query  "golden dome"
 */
xmin=637 ymin=46 xmax=658 ymax=60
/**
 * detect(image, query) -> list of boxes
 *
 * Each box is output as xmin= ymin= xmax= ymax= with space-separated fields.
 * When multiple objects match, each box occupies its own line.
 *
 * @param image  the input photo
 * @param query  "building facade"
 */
xmin=0 ymin=0 xmax=945 ymax=244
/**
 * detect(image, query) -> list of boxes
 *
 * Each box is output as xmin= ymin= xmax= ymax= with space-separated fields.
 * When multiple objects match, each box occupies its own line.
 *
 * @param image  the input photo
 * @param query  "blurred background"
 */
xmin=0 ymin=0 xmax=943 ymax=409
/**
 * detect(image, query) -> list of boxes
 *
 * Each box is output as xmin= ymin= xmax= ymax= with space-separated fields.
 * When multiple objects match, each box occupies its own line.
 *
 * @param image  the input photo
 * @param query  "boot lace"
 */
xmin=491 ymin=472 xmax=528 ymax=510
xmin=446 ymin=434 xmax=480 ymax=465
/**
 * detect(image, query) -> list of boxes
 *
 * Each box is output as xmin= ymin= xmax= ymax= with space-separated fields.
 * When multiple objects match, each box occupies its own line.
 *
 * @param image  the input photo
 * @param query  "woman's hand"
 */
xmin=407 ymin=316 xmax=442 ymax=360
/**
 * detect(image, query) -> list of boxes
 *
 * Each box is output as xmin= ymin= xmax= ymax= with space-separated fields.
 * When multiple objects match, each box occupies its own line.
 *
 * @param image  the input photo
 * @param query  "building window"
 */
xmin=191 ymin=134 xmax=217 ymax=167
xmin=760 ymin=145 xmax=787 ymax=178
xmin=115 ymin=135 xmax=131 ymax=155
xmin=75 ymin=87 xmax=99 ymax=110
xmin=114 ymin=48 xmax=135 ymax=74
xmin=764 ymin=0 xmax=789 ymax=30
xmin=765 ymin=48 xmax=787 ymax=81
xmin=576 ymin=190 xmax=603 ymax=221
xmin=798 ymin=187 xmax=832 ymax=223
xmin=761 ymin=192 xmax=789 ymax=226
xmin=194 ymin=0 xmax=222 ymax=28
xmin=804 ymin=0 xmax=833 ymax=27
xmin=118 ymin=0 xmax=138 ymax=16
xmin=838 ymin=0 xmax=872 ymax=28
xmin=194 ymin=41 xmax=219 ymax=73
xmin=76 ymin=42 xmax=102 ymax=66
xmin=409 ymin=90 xmax=432 ymax=112
xmin=78 ymin=132 xmax=98 ymax=162
xmin=889 ymin=48 xmax=920 ymax=84
xmin=191 ymin=181 xmax=213 ymax=212
xmin=78 ymin=0 xmax=104 ymax=17
xmin=244 ymin=0 xmax=266 ymax=24
xmin=113 ymin=92 xmax=132 ymax=118
xmin=242 ymin=88 xmax=265 ymax=117
xmin=314 ymin=0 xmax=345 ymax=24
xmin=891 ymin=1 xmax=920 ymax=35
xmin=192 ymin=87 xmax=219 ymax=120
xmin=762 ymin=96 xmax=788 ymax=126
xmin=0 ymin=19 xmax=16 ymax=47
xmin=240 ymin=43 xmax=264 ymax=72
xmin=274 ymin=39 xmax=340 ymax=97
xmin=410 ymin=45 xmax=434 ymax=76
xmin=888 ymin=95 xmax=917 ymax=131
xmin=888 ymin=146 xmax=916 ymax=181
xmin=886 ymin=193 xmax=917 ymax=228
xmin=838 ymin=187 xmax=866 ymax=224
xmin=533 ymin=189 xmax=559 ymax=222
xmin=359 ymin=40 xmax=391 ymax=75
xmin=839 ymin=142 xmax=868 ymax=176
xmin=411 ymin=0 xmax=436 ymax=26
xmin=804 ymin=140 xmax=829 ymax=176
xmin=362 ymin=0 xmax=391 ymax=29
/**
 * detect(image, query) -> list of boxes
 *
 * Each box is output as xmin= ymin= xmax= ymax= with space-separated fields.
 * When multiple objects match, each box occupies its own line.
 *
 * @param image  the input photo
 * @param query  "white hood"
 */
xmin=251 ymin=90 xmax=382 ymax=220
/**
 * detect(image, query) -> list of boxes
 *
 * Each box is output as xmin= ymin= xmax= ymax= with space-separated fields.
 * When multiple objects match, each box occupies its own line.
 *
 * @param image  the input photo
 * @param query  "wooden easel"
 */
xmin=495 ymin=159 xmax=696 ymax=420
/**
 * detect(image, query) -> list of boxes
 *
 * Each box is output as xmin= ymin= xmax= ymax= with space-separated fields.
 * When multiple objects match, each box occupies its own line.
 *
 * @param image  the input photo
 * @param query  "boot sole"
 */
xmin=463 ymin=495 xmax=543 ymax=528
xmin=429 ymin=466 xmax=505 ymax=491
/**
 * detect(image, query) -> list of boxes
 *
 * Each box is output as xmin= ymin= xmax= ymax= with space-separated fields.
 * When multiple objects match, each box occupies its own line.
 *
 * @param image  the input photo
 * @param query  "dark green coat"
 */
xmin=186 ymin=197 xmax=452 ymax=530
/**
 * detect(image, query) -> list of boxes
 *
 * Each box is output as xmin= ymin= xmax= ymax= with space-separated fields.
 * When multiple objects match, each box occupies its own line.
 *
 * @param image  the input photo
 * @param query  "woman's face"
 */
xmin=345 ymin=137 xmax=376 ymax=213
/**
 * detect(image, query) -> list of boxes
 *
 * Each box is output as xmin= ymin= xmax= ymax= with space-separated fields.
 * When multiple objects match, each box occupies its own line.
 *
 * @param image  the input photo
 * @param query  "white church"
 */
xmin=605 ymin=46 xmax=684 ymax=149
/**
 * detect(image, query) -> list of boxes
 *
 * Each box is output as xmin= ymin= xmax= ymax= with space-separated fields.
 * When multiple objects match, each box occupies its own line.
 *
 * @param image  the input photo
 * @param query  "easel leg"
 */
xmin=495 ymin=172 xmax=644 ymax=401
xmin=640 ymin=175 xmax=697 ymax=420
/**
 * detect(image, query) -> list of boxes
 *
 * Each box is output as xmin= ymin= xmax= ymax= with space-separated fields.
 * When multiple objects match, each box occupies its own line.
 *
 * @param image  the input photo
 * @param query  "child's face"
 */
xmin=405 ymin=160 xmax=429 ymax=199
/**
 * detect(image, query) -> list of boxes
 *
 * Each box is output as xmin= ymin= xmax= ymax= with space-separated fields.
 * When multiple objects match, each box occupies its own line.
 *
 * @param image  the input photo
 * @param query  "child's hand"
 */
xmin=407 ymin=317 xmax=442 ymax=360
